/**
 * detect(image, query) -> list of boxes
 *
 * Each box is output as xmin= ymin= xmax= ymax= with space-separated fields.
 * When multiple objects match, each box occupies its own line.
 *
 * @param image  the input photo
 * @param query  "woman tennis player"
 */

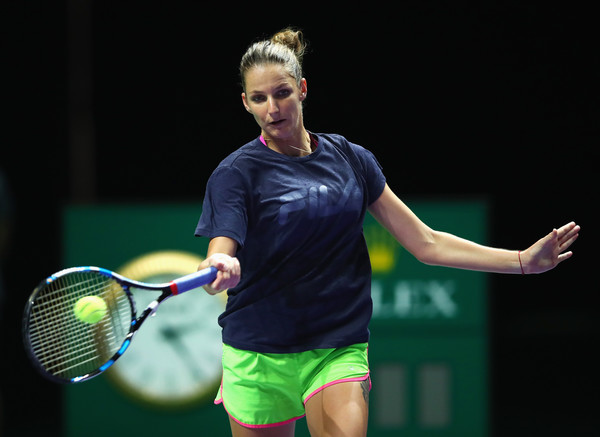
xmin=195 ymin=28 xmax=580 ymax=437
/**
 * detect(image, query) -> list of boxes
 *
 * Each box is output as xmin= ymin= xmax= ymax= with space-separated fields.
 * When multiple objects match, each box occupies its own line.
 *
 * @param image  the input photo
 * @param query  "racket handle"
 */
xmin=169 ymin=266 xmax=218 ymax=295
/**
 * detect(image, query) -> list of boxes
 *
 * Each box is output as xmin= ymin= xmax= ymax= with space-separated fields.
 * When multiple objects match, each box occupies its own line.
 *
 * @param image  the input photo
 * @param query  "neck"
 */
xmin=262 ymin=129 xmax=313 ymax=157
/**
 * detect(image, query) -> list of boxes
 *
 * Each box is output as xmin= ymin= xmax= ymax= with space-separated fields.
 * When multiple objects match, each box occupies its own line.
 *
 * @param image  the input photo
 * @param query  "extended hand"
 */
xmin=522 ymin=222 xmax=580 ymax=274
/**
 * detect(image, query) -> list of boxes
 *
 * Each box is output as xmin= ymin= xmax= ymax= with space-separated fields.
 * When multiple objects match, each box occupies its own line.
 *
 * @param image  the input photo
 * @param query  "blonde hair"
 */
xmin=239 ymin=28 xmax=307 ymax=91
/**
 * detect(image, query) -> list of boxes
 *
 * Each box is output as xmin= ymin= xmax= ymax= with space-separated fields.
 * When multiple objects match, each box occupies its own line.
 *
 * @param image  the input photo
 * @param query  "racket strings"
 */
xmin=26 ymin=271 xmax=133 ymax=381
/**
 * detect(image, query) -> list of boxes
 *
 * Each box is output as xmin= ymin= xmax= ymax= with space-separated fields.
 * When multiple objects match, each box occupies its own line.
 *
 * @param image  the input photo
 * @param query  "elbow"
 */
xmin=411 ymin=232 xmax=441 ymax=266
xmin=414 ymin=247 xmax=438 ymax=266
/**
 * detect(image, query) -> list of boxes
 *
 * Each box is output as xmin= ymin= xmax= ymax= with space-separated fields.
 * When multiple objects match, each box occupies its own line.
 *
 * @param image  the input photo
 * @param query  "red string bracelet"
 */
xmin=518 ymin=251 xmax=525 ymax=275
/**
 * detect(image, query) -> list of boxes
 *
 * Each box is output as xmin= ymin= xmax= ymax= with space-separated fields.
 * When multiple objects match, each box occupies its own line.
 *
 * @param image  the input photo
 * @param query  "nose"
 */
xmin=267 ymin=96 xmax=279 ymax=115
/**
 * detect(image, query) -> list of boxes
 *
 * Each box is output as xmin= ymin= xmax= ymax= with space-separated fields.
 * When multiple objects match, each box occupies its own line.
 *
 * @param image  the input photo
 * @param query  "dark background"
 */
xmin=1 ymin=1 xmax=597 ymax=436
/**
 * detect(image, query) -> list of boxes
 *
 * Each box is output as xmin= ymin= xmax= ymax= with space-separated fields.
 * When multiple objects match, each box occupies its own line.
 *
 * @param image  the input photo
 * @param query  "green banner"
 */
xmin=366 ymin=200 xmax=487 ymax=330
xmin=64 ymin=200 xmax=487 ymax=436
xmin=63 ymin=204 xmax=231 ymax=437
xmin=364 ymin=200 xmax=488 ymax=435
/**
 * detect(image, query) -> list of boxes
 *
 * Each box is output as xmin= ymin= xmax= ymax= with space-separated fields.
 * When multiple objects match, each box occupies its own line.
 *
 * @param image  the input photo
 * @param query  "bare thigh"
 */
xmin=304 ymin=380 xmax=369 ymax=437
xmin=229 ymin=416 xmax=296 ymax=437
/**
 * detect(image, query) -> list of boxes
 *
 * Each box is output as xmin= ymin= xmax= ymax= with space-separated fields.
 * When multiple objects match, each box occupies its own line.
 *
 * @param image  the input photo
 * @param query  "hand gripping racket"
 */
xmin=22 ymin=265 xmax=218 ymax=384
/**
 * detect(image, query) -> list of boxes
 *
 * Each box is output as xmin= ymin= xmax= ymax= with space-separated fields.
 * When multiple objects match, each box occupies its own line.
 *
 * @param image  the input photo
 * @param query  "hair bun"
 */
xmin=239 ymin=28 xmax=307 ymax=90
xmin=271 ymin=28 xmax=306 ymax=63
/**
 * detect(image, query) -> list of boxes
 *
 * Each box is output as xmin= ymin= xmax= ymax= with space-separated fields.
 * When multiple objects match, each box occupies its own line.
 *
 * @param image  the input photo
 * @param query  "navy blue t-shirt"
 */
xmin=195 ymin=133 xmax=386 ymax=353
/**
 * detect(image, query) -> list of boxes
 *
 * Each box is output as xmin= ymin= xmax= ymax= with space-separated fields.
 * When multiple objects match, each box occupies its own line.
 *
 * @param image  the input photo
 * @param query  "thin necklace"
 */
xmin=263 ymin=131 xmax=313 ymax=157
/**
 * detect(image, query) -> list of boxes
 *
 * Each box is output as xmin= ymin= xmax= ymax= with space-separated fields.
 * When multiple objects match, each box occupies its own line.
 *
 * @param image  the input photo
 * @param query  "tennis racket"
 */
xmin=22 ymin=265 xmax=218 ymax=384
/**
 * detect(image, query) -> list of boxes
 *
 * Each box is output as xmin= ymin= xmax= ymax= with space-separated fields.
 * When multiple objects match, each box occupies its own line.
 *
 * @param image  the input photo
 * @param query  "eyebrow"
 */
xmin=247 ymin=81 xmax=293 ymax=96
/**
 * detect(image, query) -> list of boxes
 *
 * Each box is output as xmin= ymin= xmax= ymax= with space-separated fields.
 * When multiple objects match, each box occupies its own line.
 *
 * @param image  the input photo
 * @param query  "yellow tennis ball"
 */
xmin=73 ymin=296 xmax=107 ymax=324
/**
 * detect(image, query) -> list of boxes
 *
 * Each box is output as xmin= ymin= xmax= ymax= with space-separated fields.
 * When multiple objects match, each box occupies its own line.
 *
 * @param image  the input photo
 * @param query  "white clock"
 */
xmin=106 ymin=251 xmax=226 ymax=408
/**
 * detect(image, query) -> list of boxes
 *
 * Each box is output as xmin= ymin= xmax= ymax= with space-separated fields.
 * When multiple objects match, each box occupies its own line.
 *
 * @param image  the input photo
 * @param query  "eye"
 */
xmin=250 ymin=95 xmax=266 ymax=103
xmin=276 ymin=89 xmax=292 ymax=98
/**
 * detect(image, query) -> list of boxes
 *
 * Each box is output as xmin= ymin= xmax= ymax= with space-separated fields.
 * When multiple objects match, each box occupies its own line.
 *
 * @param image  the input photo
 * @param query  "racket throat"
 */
xmin=140 ymin=295 xmax=171 ymax=322
xmin=148 ymin=300 xmax=161 ymax=318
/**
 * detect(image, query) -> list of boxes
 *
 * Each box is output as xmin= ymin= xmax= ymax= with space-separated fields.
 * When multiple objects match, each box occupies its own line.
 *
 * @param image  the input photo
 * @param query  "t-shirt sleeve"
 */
xmin=348 ymin=141 xmax=386 ymax=205
xmin=194 ymin=165 xmax=248 ymax=247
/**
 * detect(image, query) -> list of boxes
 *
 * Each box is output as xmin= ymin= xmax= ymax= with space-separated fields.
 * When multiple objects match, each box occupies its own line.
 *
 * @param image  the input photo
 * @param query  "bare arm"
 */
xmin=368 ymin=184 xmax=579 ymax=274
xmin=197 ymin=236 xmax=241 ymax=294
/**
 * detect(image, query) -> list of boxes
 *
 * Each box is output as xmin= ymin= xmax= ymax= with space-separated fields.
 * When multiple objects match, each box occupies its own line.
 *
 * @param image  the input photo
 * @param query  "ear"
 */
xmin=241 ymin=92 xmax=252 ymax=113
xmin=299 ymin=78 xmax=307 ymax=101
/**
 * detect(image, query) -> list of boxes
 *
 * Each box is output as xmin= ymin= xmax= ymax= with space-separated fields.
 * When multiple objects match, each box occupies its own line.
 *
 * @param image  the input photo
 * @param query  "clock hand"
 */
xmin=159 ymin=326 xmax=205 ymax=382
xmin=157 ymin=317 xmax=207 ymax=333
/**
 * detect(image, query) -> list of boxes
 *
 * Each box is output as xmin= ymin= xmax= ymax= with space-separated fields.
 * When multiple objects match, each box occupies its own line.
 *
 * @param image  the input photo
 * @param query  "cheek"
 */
xmin=253 ymin=113 xmax=266 ymax=127
xmin=291 ymin=102 xmax=304 ymax=122
xmin=248 ymin=106 xmax=266 ymax=123
xmin=282 ymin=99 xmax=301 ymax=117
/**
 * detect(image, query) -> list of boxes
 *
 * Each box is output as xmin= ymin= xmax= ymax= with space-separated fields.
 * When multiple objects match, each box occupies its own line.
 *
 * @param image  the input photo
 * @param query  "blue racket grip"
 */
xmin=169 ymin=266 xmax=218 ymax=295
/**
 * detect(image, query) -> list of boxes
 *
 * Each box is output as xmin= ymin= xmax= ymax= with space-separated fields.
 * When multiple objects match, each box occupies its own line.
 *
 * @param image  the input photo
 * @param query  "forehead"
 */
xmin=244 ymin=64 xmax=297 ymax=93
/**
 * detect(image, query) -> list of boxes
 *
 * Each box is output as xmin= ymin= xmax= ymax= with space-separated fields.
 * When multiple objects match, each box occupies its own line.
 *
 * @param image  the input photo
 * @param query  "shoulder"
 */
xmin=316 ymin=133 xmax=373 ymax=157
xmin=211 ymin=137 xmax=268 ymax=176
xmin=315 ymin=132 xmax=386 ymax=203
xmin=206 ymin=138 xmax=265 ymax=189
xmin=316 ymin=132 xmax=350 ymax=149
xmin=217 ymin=137 xmax=264 ymax=169
xmin=315 ymin=133 xmax=380 ymax=169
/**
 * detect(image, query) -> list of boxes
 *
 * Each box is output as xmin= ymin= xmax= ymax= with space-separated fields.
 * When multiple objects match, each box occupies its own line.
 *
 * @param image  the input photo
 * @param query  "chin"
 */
xmin=265 ymin=127 xmax=290 ymax=140
xmin=266 ymin=121 xmax=301 ymax=140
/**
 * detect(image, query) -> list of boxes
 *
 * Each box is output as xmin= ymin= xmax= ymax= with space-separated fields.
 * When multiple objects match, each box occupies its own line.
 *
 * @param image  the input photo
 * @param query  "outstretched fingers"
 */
xmin=525 ymin=222 xmax=580 ymax=274
xmin=551 ymin=222 xmax=580 ymax=265
xmin=556 ymin=221 xmax=580 ymax=252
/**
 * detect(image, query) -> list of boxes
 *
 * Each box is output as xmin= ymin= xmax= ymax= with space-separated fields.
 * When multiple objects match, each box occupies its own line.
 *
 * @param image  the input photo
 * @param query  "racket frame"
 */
xmin=23 ymin=265 xmax=218 ymax=384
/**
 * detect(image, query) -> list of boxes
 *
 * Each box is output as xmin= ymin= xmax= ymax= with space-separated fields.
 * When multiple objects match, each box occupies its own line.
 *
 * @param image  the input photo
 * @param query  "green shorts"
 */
xmin=215 ymin=343 xmax=370 ymax=428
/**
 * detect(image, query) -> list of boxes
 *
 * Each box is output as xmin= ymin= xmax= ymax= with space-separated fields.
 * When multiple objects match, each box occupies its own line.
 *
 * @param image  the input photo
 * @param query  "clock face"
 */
xmin=106 ymin=251 xmax=226 ymax=408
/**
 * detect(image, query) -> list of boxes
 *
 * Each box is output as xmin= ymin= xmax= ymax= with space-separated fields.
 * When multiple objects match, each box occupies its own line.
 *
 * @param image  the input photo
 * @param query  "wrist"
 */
xmin=518 ymin=250 xmax=526 ymax=275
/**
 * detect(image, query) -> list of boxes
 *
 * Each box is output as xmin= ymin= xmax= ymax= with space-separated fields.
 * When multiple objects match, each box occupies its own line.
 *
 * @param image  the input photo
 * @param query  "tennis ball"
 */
xmin=73 ymin=296 xmax=107 ymax=324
